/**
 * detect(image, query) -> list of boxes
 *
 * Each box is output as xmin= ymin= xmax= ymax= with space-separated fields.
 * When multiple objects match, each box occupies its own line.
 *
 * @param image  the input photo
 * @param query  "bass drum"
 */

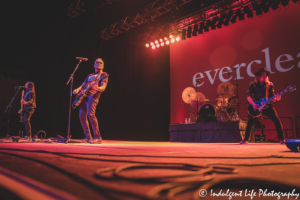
xmin=198 ymin=104 xmax=216 ymax=122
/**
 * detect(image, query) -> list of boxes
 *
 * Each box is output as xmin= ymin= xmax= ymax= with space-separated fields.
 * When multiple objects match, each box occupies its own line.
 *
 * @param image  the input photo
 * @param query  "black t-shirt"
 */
xmin=24 ymin=90 xmax=36 ymax=109
xmin=247 ymin=81 xmax=275 ymax=101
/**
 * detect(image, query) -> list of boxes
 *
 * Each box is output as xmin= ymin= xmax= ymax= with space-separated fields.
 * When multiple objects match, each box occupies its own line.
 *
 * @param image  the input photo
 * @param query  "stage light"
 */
xmin=150 ymin=42 xmax=154 ymax=46
xmin=281 ymin=0 xmax=290 ymax=6
xmin=216 ymin=14 xmax=225 ymax=29
xmin=192 ymin=24 xmax=198 ymax=36
xmin=204 ymin=20 xmax=210 ymax=32
xmin=231 ymin=15 xmax=237 ymax=24
xmin=155 ymin=40 xmax=158 ymax=44
xmin=211 ymin=17 xmax=218 ymax=30
xmin=152 ymin=45 xmax=155 ymax=49
xmin=244 ymin=6 xmax=253 ymax=18
xmin=182 ymin=29 xmax=186 ymax=40
xmin=292 ymin=0 xmax=299 ymax=2
xmin=198 ymin=22 xmax=204 ymax=34
xmin=236 ymin=9 xmax=244 ymax=21
xmin=176 ymin=36 xmax=180 ymax=41
xmin=261 ymin=0 xmax=271 ymax=13
xmin=171 ymin=38 xmax=175 ymax=43
xmin=252 ymin=3 xmax=262 ymax=15
xmin=271 ymin=0 xmax=280 ymax=10
xmin=166 ymin=40 xmax=170 ymax=45
xmin=159 ymin=38 xmax=163 ymax=42
xmin=187 ymin=26 xmax=192 ymax=38
xmin=170 ymin=34 xmax=173 ymax=38
xmin=164 ymin=37 xmax=168 ymax=40
xmin=161 ymin=42 xmax=164 ymax=46
xmin=145 ymin=43 xmax=150 ymax=48
xmin=156 ymin=44 xmax=160 ymax=48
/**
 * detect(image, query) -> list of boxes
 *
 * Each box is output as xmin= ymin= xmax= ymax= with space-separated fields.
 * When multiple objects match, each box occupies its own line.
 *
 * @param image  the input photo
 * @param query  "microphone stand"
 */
xmin=4 ymin=88 xmax=22 ymax=137
xmin=66 ymin=59 xmax=83 ymax=144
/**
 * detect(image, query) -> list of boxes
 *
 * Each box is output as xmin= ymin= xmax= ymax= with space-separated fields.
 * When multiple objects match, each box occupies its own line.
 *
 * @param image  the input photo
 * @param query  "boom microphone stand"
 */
xmin=66 ymin=59 xmax=84 ymax=143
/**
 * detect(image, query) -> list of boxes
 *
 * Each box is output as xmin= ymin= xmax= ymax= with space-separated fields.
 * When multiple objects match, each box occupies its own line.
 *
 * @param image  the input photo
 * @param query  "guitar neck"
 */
xmin=265 ymin=89 xmax=287 ymax=104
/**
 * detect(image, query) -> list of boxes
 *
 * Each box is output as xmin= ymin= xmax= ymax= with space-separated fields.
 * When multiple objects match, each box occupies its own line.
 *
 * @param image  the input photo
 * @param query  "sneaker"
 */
xmin=88 ymin=138 xmax=102 ymax=144
xmin=240 ymin=140 xmax=248 ymax=144
xmin=280 ymin=140 xmax=286 ymax=144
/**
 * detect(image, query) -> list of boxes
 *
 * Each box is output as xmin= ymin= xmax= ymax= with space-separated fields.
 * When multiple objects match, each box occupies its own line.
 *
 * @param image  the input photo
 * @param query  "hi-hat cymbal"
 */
xmin=182 ymin=87 xmax=196 ymax=104
xmin=217 ymin=82 xmax=235 ymax=98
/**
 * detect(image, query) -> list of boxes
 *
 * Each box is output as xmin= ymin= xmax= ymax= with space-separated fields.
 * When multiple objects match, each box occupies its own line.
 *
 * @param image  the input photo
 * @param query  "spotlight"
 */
xmin=292 ymin=0 xmax=299 ymax=2
xmin=271 ymin=0 xmax=280 ymax=10
xmin=192 ymin=24 xmax=198 ymax=36
xmin=204 ymin=20 xmax=210 ymax=32
xmin=161 ymin=42 xmax=164 ymax=46
xmin=171 ymin=38 xmax=175 ymax=43
xmin=182 ymin=29 xmax=186 ymax=40
xmin=261 ymin=0 xmax=271 ymax=13
xmin=175 ymin=36 xmax=180 ymax=41
xmin=156 ymin=44 xmax=160 ymax=48
xmin=216 ymin=14 xmax=225 ymax=29
xmin=155 ymin=40 xmax=158 ymax=44
xmin=236 ymin=9 xmax=244 ymax=21
xmin=145 ymin=43 xmax=149 ymax=48
xmin=169 ymin=34 xmax=173 ymax=38
xmin=281 ymin=0 xmax=290 ymax=6
xmin=223 ymin=10 xmax=233 ymax=26
xmin=150 ymin=42 xmax=154 ymax=46
xmin=198 ymin=22 xmax=204 ymax=34
xmin=252 ymin=3 xmax=262 ymax=15
xmin=247 ymin=10 xmax=253 ymax=18
xmin=152 ymin=45 xmax=155 ymax=49
xmin=164 ymin=37 xmax=168 ymax=40
xmin=211 ymin=17 xmax=218 ymax=30
xmin=231 ymin=15 xmax=237 ymax=24
xmin=166 ymin=40 xmax=170 ymax=45
xmin=187 ymin=27 xmax=192 ymax=38
xmin=159 ymin=38 xmax=163 ymax=42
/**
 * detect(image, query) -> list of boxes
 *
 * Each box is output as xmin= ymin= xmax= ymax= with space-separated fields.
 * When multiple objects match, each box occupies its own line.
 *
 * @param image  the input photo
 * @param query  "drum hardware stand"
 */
xmin=4 ymin=88 xmax=24 ymax=137
xmin=227 ymin=66 xmax=241 ymax=117
xmin=66 ymin=59 xmax=84 ymax=144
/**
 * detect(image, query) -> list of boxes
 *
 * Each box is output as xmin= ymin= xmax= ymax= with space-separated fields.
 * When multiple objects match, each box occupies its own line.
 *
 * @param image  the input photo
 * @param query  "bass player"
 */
xmin=73 ymin=58 xmax=108 ymax=143
xmin=240 ymin=68 xmax=285 ymax=144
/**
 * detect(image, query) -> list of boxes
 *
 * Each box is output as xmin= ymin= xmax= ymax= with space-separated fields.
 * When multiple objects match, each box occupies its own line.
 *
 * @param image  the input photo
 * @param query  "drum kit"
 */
xmin=182 ymin=82 xmax=240 ymax=123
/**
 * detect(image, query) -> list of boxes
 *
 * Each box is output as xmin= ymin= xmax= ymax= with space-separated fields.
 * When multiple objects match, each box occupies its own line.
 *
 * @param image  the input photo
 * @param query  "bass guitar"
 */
xmin=20 ymin=90 xmax=24 ymax=122
xmin=72 ymin=73 xmax=109 ymax=109
xmin=247 ymin=85 xmax=296 ymax=117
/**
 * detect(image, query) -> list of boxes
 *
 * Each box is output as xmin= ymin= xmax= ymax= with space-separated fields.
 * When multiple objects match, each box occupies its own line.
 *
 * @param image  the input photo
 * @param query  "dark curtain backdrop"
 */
xmin=2 ymin=3 xmax=170 ymax=141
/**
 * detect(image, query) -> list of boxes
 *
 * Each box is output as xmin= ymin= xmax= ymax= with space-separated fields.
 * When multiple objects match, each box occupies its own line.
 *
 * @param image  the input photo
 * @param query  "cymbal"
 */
xmin=182 ymin=87 xmax=196 ymax=104
xmin=217 ymin=82 xmax=235 ymax=98
xmin=190 ymin=92 xmax=206 ymax=110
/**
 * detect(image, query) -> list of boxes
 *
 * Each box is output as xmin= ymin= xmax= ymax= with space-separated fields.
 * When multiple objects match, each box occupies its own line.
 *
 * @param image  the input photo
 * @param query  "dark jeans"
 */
xmin=23 ymin=108 xmax=35 ymax=137
xmin=244 ymin=105 xmax=284 ymax=141
xmin=79 ymin=95 xmax=101 ymax=139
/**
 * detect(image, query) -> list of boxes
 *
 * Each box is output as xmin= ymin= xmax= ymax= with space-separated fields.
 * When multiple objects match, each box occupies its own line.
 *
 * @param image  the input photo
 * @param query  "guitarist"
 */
xmin=240 ymin=68 xmax=284 ymax=144
xmin=18 ymin=82 xmax=36 ymax=140
xmin=73 ymin=58 xmax=108 ymax=144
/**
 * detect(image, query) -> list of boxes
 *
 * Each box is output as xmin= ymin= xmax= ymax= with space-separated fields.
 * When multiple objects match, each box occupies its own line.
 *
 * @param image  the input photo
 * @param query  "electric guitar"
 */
xmin=247 ymin=85 xmax=296 ymax=117
xmin=20 ymin=90 xmax=24 ymax=122
xmin=72 ymin=73 xmax=109 ymax=109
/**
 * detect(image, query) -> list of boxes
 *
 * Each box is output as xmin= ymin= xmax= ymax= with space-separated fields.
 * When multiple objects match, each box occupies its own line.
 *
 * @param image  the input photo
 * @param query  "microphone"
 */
xmin=15 ymin=86 xmax=25 ymax=89
xmin=76 ymin=57 xmax=88 ymax=61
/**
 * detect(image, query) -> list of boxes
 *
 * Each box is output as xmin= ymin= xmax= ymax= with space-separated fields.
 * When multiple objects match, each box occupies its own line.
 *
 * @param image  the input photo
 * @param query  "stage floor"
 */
xmin=0 ymin=140 xmax=300 ymax=200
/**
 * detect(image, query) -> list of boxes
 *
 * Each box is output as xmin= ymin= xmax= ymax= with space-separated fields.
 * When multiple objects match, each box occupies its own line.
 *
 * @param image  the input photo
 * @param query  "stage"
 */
xmin=0 ymin=140 xmax=300 ymax=200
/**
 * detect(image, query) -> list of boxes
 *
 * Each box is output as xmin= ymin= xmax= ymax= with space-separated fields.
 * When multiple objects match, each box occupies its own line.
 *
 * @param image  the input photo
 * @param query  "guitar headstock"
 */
xmin=286 ymin=85 xmax=296 ymax=92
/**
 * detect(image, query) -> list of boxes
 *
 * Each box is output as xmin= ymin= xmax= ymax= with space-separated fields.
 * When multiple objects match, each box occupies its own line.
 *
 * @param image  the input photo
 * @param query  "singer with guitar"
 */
xmin=18 ymin=82 xmax=36 ymax=140
xmin=240 ymin=68 xmax=285 ymax=144
xmin=73 ymin=58 xmax=108 ymax=144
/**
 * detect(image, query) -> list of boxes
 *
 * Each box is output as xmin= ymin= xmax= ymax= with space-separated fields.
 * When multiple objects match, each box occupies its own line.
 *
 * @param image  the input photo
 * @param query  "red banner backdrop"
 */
xmin=170 ymin=3 xmax=300 ymax=139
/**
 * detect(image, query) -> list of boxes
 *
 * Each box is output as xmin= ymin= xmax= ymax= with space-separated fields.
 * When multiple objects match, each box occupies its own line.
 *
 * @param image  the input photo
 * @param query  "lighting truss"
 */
xmin=140 ymin=0 xmax=263 ymax=43
xmin=68 ymin=0 xmax=86 ymax=18
xmin=100 ymin=0 xmax=193 ymax=40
